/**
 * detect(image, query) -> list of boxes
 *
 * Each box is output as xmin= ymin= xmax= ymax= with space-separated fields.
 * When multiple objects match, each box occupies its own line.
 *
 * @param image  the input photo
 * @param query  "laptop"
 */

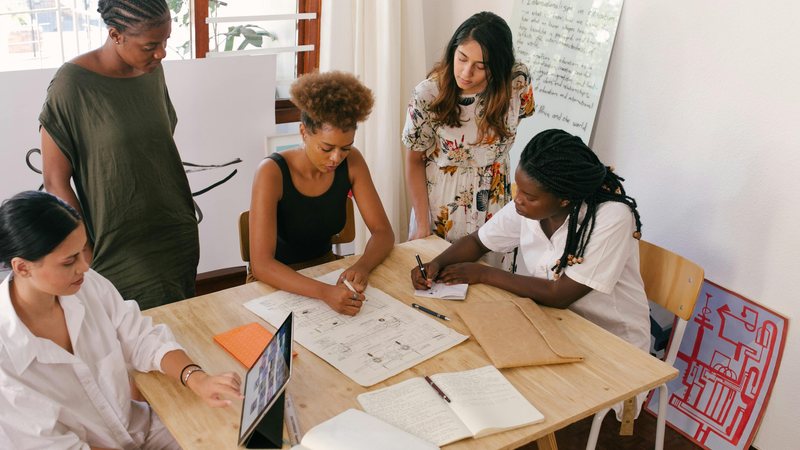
xmin=238 ymin=312 xmax=294 ymax=447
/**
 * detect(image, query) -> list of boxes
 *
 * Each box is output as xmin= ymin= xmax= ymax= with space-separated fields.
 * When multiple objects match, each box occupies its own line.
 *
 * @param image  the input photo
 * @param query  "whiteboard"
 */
xmin=508 ymin=0 xmax=624 ymax=175
xmin=0 ymin=55 xmax=277 ymax=273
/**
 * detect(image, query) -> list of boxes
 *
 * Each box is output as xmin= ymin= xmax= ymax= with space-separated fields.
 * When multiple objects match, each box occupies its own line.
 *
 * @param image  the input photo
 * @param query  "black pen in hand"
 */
xmin=415 ymin=254 xmax=429 ymax=281
xmin=412 ymin=303 xmax=450 ymax=321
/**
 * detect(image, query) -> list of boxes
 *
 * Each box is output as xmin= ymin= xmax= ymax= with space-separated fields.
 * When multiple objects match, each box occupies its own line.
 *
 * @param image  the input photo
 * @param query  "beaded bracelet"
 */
xmin=183 ymin=366 xmax=205 ymax=387
xmin=180 ymin=363 xmax=201 ymax=387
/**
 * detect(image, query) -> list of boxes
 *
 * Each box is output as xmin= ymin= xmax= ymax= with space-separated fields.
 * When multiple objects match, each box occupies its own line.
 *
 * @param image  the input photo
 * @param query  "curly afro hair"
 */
xmin=290 ymin=71 xmax=374 ymax=133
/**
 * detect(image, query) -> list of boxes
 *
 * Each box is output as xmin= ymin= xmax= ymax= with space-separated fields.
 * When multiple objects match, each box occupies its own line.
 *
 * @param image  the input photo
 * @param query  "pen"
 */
xmin=415 ymin=255 xmax=428 ymax=280
xmin=342 ymin=278 xmax=367 ymax=301
xmin=284 ymin=393 xmax=302 ymax=445
xmin=412 ymin=303 xmax=450 ymax=321
xmin=424 ymin=375 xmax=451 ymax=403
xmin=415 ymin=254 xmax=429 ymax=280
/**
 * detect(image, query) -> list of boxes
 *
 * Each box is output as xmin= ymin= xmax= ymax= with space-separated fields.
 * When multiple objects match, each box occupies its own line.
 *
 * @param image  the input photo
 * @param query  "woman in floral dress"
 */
xmin=404 ymin=11 xmax=534 ymax=267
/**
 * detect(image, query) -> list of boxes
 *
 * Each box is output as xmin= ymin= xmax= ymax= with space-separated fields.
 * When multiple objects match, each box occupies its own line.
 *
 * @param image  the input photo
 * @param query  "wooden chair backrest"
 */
xmin=238 ymin=210 xmax=251 ymax=262
xmin=638 ymin=240 xmax=704 ymax=321
xmin=238 ymin=197 xmax=356 ymax=263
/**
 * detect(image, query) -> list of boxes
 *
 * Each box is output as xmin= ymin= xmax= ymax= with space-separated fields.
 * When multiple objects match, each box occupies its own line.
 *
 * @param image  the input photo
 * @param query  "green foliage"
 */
xmin=166 ymin=0 xmax=276 ymax=58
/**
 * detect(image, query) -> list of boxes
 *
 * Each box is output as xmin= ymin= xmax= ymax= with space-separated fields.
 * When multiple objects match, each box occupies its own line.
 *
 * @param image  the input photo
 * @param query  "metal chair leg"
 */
xmin=655 ymin=383 xmax=668 ymax=450
xmin=586 ymin=407 xmax=611 ymax=450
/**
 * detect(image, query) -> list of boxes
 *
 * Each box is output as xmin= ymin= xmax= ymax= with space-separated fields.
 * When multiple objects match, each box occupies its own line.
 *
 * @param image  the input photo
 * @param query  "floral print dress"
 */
xmin=403 ymin=61 xmax=535 ymax=265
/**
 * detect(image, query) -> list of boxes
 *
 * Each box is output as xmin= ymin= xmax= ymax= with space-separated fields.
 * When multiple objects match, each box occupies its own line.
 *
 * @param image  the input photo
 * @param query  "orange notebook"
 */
xmin=213 ymin=322 xmax=275 ymax=368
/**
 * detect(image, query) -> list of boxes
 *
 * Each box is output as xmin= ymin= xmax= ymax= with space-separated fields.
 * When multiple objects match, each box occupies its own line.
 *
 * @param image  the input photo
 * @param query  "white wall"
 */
xmin=420 ymin=0 xmax=508 ymax=71
xmin=422 ymin=1 xmax=798 ymax=449
xmin=591 ymin=4 xmax=799 ymax=449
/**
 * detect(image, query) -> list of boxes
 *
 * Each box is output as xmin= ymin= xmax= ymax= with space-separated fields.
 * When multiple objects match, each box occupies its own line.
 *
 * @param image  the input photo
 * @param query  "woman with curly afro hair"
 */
xmin=249 ymin=71 xmax=394 ymax=316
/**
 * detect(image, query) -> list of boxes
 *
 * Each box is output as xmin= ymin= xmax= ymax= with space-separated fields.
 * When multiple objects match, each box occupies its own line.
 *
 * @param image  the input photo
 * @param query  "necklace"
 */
xmin=457 ymin=96 xmax=475 ymax=106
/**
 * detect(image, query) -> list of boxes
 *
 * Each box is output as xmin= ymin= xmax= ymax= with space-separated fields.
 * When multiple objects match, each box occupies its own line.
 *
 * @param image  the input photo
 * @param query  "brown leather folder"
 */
xmin=458 ymin=298 xmax=583 ymax=368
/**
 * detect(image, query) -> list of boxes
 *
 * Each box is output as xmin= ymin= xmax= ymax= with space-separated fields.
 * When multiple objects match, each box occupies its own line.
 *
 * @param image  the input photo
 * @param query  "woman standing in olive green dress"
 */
xmin=39 ymin=0 xmax=198 ymax=309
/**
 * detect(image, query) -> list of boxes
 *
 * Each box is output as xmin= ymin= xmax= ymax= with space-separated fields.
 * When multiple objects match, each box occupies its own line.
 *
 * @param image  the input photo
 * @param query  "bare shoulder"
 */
xmin=253 ymin=156 xmax=284 ymax=197
xmin=346 ymin=147 xmax=368 ymax=169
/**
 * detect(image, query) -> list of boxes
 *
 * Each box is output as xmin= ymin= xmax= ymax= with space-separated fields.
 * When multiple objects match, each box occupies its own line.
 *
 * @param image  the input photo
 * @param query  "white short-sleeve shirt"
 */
xmin=478 ymin=201 xmax=651 ymax=352
xmin=0 ymin=269 xmax=183 ymax=449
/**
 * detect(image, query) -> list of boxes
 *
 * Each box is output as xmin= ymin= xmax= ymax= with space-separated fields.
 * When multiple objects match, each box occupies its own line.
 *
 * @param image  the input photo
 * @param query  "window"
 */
xmin=0 ymin=0 xmax=106 ymax=72
xmin=193 ymin=0 xmax=320 ymax=123
xmin=0 ymin=0 xmax=320 ymax=123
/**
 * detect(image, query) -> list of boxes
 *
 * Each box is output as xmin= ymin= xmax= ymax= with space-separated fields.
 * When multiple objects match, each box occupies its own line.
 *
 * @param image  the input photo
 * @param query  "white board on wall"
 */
xmin=0 ymin=55 xmax=277 ymax=274
xmin=508 ymin=0 xmax=624 ymax=174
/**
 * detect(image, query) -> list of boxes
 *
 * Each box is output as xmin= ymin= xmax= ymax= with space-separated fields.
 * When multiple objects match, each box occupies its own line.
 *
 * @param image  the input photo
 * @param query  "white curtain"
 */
xmin=320 ymin=0 xmax=428 ymax=252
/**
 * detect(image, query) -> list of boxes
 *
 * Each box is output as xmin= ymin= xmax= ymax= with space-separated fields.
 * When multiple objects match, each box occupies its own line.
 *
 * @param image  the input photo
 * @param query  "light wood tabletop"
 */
xmin=133 ymin=236 xmax=677 ymax=450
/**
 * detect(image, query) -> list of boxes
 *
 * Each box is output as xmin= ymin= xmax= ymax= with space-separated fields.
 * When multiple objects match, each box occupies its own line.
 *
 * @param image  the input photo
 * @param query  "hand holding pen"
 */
xmin=412 ymin=254 xmax=440 ymax=289
xmin=325 ymin=275 xmax=365 ymax=316
xmin=342 ymin=279 xmax=367 ymax=302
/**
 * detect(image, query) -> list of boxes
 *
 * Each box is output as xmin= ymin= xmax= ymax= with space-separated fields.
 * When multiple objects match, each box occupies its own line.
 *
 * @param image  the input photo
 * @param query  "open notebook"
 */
xmin=414 ymin=282 xmax=469 ymax=300
xmin=357 ymin=365 xmax=543 ymax=446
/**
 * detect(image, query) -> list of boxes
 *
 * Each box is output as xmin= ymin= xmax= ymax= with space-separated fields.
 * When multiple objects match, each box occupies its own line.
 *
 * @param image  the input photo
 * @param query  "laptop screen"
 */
xmin=238 ymin=312 xmax=293 ymax=445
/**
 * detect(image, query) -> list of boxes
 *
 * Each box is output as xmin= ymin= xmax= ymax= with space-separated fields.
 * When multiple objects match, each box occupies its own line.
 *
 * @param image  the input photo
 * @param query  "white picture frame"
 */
xmin=265 ymin=122 xmax=302 ymax=155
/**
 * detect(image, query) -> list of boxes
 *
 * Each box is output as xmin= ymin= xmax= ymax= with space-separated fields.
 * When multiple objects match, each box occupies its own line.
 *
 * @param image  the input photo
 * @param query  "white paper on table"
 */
xmin=414 ymin=282 xmax=469 ymax=300
xmin=244 ymin=270 xmax=468 ymax=386
xmin=290 ymin=408 xmax=439 ymax=450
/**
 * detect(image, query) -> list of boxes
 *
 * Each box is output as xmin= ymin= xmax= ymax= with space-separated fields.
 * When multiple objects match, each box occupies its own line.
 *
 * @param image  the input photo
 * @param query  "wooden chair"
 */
xmin=585 ymin=240 xmax=704 ymax=450
xmin=238 ymin=196 xmax=356 ymax=265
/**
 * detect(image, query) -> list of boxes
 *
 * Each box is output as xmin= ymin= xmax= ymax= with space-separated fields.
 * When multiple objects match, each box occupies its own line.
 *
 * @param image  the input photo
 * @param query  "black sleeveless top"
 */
xmin=268 ymin=152 xmax=351 ymax=265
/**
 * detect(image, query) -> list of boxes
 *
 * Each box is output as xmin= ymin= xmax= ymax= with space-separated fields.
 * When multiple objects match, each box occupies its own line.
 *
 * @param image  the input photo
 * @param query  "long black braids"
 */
xmin=519 ymin=129 xmax=642 ymax=278
xmin=97 ymin=0 xmax=170 ymax=33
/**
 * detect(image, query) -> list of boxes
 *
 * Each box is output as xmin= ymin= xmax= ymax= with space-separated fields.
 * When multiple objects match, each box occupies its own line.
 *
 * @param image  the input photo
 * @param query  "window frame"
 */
xmin=192 ymin=0 xmax=321 ymax=124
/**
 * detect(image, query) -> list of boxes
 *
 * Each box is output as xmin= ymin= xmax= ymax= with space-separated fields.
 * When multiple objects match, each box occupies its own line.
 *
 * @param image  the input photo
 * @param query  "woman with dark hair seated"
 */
xmin=0 ymin=191 xmax=242 ymax=449
xmin=249 ymin=71 xmax=394 ymax=316
xmin=412 ymin=129 xmax=650 ymax=353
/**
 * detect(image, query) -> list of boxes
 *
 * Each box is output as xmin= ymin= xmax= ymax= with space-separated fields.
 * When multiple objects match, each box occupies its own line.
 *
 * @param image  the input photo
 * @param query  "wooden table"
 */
xmin=133 ymin=236 xmax=677 ymax=449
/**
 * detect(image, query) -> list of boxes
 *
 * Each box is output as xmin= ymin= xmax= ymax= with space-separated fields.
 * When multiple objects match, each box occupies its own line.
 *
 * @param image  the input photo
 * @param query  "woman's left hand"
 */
xmin=436 ymin=262 xmax=486 ymax=285
xmin=186 ymin=371 xmax=244 ymax=408
xmin=338 ymin=265 xmax=369 ymax=292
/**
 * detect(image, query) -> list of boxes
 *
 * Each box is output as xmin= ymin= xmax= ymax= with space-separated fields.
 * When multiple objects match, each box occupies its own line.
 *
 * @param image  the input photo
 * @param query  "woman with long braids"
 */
xmin=403 ymin=11 xmax=535 ymax=269
xmin=39 ymin=0 xmax=199 ymax=309
xmin=411 ymin=129 xmax=650 ymax=353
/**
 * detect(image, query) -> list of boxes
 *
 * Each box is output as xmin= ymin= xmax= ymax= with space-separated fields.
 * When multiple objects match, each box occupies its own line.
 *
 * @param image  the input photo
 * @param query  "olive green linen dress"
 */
xmin=39 ymin=63 xmax=199 ymax=309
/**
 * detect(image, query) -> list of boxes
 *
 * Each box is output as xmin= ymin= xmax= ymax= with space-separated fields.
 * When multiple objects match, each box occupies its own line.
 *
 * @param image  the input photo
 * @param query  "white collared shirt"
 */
xmin=479 ymin=201 xmax=651 ymax=353
xmin=0 ymin=269 xmax=183 ymax=449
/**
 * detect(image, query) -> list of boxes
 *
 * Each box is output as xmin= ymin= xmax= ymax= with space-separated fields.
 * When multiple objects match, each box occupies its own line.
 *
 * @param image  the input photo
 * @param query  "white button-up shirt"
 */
xmin=0 ymin=269 xmax=183 ymax=449
xmin=479 ymin=201 xmax=651 ymax=353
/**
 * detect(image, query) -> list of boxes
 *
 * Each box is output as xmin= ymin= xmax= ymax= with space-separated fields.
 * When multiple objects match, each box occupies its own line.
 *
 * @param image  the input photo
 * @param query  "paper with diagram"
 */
xmin=243 ymin=270 xmax=468 ymax=386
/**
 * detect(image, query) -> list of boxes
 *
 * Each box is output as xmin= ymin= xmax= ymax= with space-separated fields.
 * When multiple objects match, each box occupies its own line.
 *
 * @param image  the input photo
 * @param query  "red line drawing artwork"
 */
xmin=645 ymin=280 xmax=787 ymax=450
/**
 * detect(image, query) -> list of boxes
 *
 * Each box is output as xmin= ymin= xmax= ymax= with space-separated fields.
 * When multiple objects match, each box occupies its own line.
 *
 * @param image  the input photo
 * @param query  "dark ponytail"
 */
xmin=0 ymin=191 xmax=82 ymax=267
